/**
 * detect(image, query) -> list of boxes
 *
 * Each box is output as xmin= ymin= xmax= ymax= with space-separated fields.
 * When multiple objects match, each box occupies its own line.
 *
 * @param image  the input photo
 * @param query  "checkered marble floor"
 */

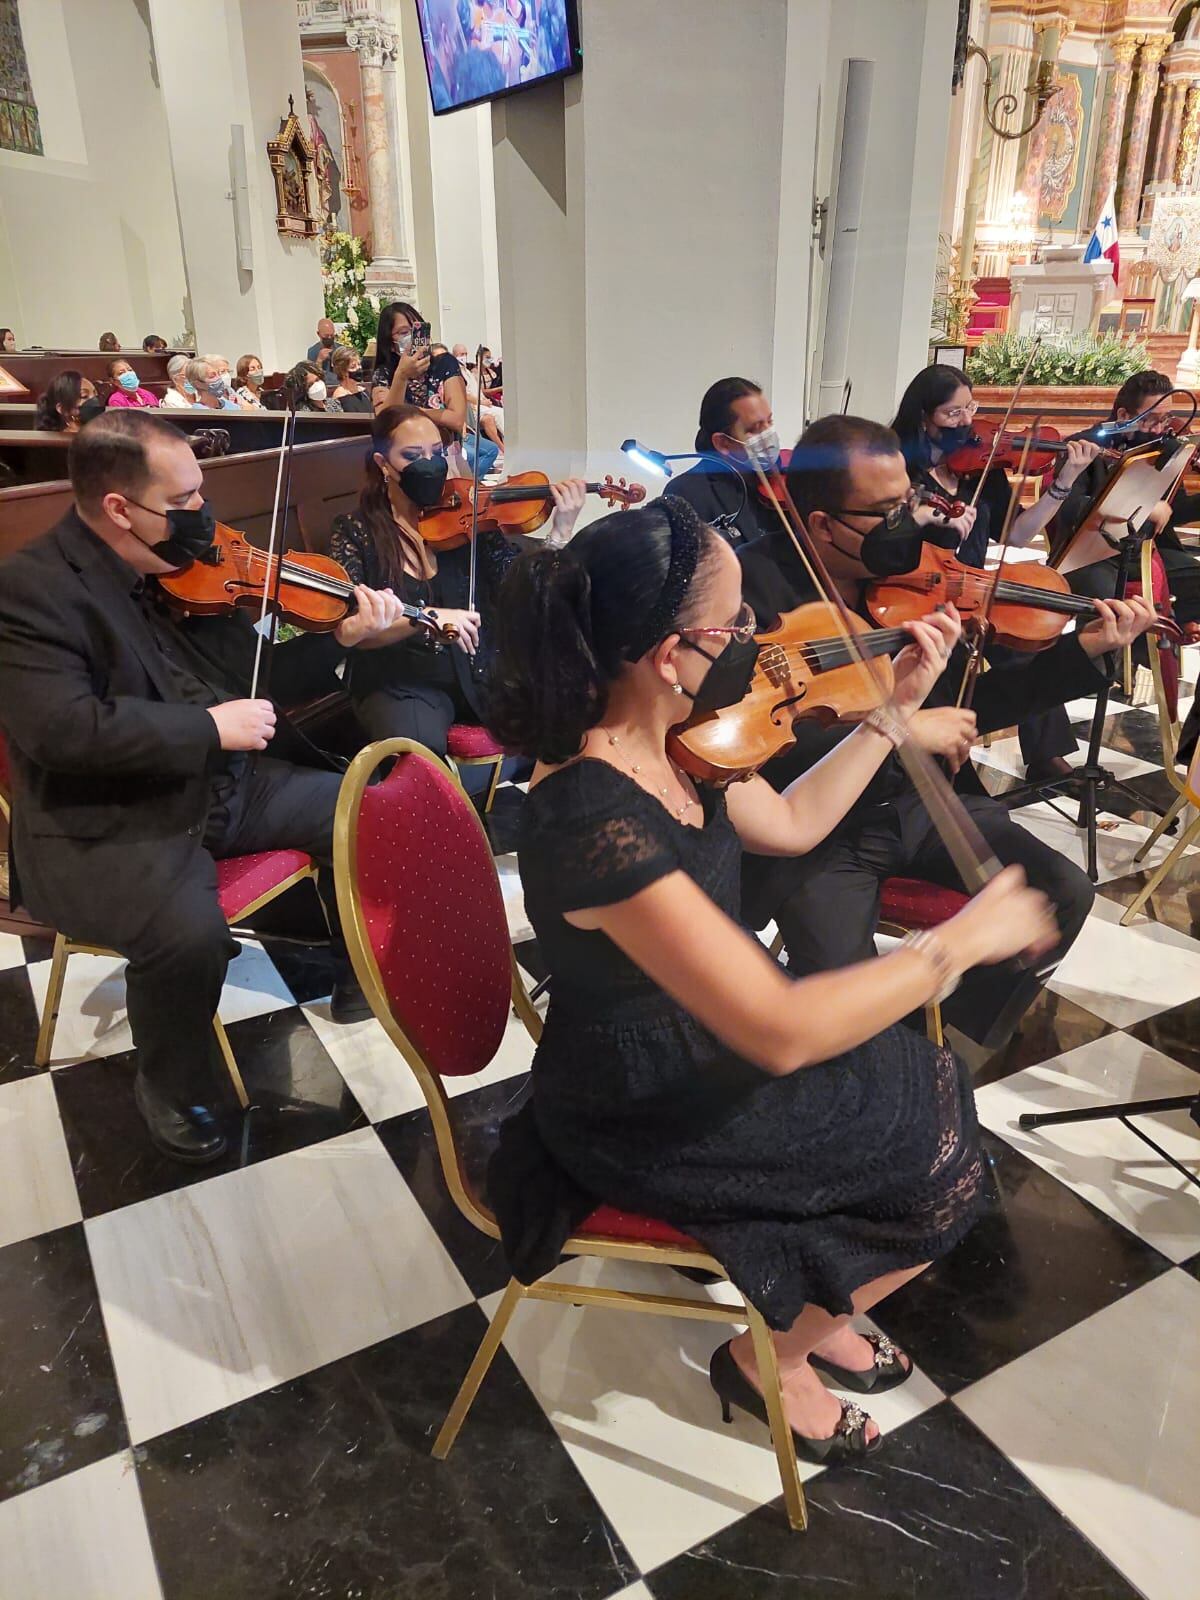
xmin=0 ymin=703 xmax=1197 ymax=1600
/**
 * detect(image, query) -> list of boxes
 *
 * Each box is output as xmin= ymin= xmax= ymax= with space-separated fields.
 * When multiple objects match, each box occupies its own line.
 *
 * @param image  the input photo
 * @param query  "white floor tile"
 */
xmin=976 ymin=1032 xmax=1200 ymax=1263
xmin=481 ymin=1260 xmax=942 ymax=1574
xmin=0 ymin=1074 xmax=81 ymax=1250
xmin=86 ymin=1127 xmax=471 ymax=1444
xmin=972 ymin=733 xmax=1158 ymax=785
xmin=957 ymin=1270 xmax=1200 ymax=1600
xmin=301 ymin=1002 xmax=533 ymax=1123
xmin=1050 ymin=893 xmax=1200 ymax=1026
xmin=1007 ymin=798 xmax=1194 ymax=887
xmin=609 ymin=1586 xmax=654 ymax=1600
xmin=0 ymin=1451 xmax=162 ymax=1600
xmin=495 ymin=852 xmax=532 ymax=945
xmin=0 ymin=930 xmax=26 ymax=971
xmin=26 ymin=940 xmax=294 ymax=1067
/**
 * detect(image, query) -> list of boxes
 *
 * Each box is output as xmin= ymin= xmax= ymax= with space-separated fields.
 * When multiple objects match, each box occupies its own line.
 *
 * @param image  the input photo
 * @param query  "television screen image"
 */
xmin=415 ymin=0 xmax=580 ymax=115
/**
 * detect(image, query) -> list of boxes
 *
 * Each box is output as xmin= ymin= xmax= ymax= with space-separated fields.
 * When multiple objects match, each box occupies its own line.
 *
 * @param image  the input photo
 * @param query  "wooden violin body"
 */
xmin=669 ymin=602 xmax=907 ymax=785
xmin=156 ymin=522 xmax=351 ymax=631
xmin=943 ymin=417 xmax=1071 ymax=476
xmin=419 ymin=472 xmax=646 ymax=551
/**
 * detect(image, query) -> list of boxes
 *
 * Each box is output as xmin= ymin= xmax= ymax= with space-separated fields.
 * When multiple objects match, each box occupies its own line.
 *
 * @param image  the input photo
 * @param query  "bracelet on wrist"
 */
xmin=899 ymin=929 xmax=962 ymax=1005
xmin=1046 ymin=480 xmax=1071 ymax=501
xmin=863 ymin=707 xmax=908 ymax=751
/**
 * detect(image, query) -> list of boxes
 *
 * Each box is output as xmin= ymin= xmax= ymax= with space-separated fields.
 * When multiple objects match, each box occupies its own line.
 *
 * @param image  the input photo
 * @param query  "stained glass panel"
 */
xmin=0 ymin=0 xmax=42 ymax=156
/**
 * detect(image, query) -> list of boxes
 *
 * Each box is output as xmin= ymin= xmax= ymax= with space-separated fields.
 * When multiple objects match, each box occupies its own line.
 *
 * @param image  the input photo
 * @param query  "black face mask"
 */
xmin=830 ymin=506 xmax=956 ymax=578
xmin=396 ymin=454 xmax=448 ymax=508
xmin=127 ymin=498 xmax=217 ymax=567
xmin=680 ymin=635 xmax=760 ymax=718
xmin=933 ymin=422 xmax=974 ymax=455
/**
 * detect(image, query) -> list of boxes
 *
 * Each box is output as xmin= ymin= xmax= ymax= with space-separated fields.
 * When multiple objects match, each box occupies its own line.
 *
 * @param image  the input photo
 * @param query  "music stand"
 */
xmin=1018 ymin=1090 xmax=1200 ymax=1190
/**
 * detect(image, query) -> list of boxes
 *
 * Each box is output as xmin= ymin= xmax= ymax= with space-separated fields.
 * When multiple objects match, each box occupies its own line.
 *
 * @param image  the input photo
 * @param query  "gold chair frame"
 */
xmin=1120 ymin=539 xmax=1200 ymax=925
xmin=333 ymin=738 xmax=809 ymax=1532
xmin=445 ymin=746 xmax=506 ymax=814
xmin=32 ymin=864 xmax=318 ymax=1108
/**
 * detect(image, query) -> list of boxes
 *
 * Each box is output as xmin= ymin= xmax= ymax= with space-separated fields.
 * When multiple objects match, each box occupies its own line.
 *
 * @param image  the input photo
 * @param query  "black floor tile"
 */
xmin=870 ymin=1133 xmax=1172 ymax=1395
xmin=0 ymin=1224 xmax=127 ymax=1503
xmin=1182 ymin=1253 xmax=1200 ymax=1284
xmin=137 ymin=1302 xmax=637 ymax=1600
xmin=973 ymin=987 xmax=1114 ymax=1090
xmin=255 ymin=935 xmax=335 ymax=1006
xmin=20 ymin=933 xmax=56 ymax=964
xmin=1101 ymin=854 xmax=1200 ymax=941
xmin=484 ymin=782 xmax=528 ymax=857
xmin=1070 ymin=707 xmax=1165 ymax=765
xmin=647 ymin=1401 xmax=1141 ymax=1600
xmin=55 ymin=1009 xmax=365 ymax=1218
xmin=0 ymin=964 xmax=41 ymax=1084
xmin=1129 ymin=996 xmax=1200 ymax=1076
xmin=376 ymin=1076 xmax=532 ymax=1299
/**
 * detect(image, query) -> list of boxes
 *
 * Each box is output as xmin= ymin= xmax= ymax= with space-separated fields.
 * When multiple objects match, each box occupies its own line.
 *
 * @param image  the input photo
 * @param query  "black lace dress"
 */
xmin=516 ymin=760 xmax=986 ymax=1330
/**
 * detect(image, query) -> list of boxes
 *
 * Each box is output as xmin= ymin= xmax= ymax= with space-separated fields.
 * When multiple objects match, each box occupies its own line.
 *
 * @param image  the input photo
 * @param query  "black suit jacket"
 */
xmin=0 ymin=510 xmax=342 ymax=945
xmin=737 ymin=528 xmax=1106 ymax=808
xmin=663 ymin=463 xmax=779 ymax=547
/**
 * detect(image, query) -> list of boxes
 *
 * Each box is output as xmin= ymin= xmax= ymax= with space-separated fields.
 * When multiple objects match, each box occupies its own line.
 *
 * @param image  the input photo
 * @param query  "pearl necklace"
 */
xmin=604 ymin=731 xmax=696 ymax=821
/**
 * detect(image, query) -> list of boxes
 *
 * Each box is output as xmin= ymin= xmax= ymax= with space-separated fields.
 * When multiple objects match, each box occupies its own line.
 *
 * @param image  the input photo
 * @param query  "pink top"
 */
xmin=106 ymin=388 xmax=160 ymax=409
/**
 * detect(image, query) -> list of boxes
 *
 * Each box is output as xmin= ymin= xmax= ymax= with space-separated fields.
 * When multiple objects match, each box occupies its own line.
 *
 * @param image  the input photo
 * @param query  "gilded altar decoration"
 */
xmin=1147 ymin=195 xmax=1200 ymax=285
xmin=1036 ymin=71 xmax=1083 ymax=225
xmin=267 ymin=96 xmax=321 ymax=238
xmin=0 ymin=0 xmax=42 ymax=155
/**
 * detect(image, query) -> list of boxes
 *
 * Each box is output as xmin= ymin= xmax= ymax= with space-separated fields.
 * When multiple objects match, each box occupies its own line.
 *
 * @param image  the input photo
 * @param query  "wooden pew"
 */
xmin=0 ymin=350 xmax=187 ymax=404
xmin=0 ymin=433 xmax=367 ymax=563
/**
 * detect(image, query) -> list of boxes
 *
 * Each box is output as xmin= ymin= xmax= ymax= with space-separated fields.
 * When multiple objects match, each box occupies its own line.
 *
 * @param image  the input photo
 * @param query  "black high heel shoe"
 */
xmin=709 ymin=1341 xmax=882 ymax=1465
xmin=810 ymin=1331 xmax=912 ymax=1395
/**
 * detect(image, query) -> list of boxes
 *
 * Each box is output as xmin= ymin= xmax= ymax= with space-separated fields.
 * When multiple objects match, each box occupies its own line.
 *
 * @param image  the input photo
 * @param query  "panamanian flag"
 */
xmin=1083 ymin=187 xmax=1120 ymax=286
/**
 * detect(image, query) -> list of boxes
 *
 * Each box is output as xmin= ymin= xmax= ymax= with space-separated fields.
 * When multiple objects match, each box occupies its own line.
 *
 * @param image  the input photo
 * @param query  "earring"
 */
xmin=671 ymin=683 xmax=684 ymax=695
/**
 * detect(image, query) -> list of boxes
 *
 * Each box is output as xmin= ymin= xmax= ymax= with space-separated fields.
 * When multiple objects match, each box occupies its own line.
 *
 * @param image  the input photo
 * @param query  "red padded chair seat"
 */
xmin=216 ymin=849 xmax=312 ymax=920
xmin=879 ymin=875 xmax=968 ymax=930
xmin=446 ymin=724 xmax=505 ymax=760
xmin=579 ymin=1205 xmax=698 ymax=1248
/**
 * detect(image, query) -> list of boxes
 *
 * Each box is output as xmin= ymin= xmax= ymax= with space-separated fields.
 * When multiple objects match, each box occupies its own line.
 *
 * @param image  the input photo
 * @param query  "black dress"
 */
xmin=516 ymin=759 xmax=986 ymax=1330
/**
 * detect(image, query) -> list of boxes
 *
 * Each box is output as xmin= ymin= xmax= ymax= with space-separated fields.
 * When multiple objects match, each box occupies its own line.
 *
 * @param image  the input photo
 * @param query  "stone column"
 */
xmin=1090 ymin=34 xmax=1140 ymax=224
xmin=1153 ymin=79 xmax=1187 ymax=184
xmin=1119 ymin=34 xmax=1170 ymax=231
xmin=1176 ymin=83 xmax=1200 ymax=189
xmin=347 ymin=17 xmax=416 ymax=298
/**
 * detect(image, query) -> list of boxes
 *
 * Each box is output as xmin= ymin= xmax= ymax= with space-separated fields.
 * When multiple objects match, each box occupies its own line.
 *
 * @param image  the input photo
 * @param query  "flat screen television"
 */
xmin=415 ymin=0 xmax=581 ymax=116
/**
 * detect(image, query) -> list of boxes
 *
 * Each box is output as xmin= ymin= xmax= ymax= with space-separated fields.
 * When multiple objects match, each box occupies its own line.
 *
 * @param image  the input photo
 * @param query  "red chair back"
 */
xmin=340 ymin=744 xmax=513 ymax=1079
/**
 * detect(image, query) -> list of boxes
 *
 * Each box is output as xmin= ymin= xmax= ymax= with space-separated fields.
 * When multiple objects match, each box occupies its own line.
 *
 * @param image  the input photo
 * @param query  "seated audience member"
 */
xmin=0 ymin=327 xmax=16 ymax=354
xmin=99 ymin=331 xmax=121 ymax=353
xmin=307 ymin=318 xmax=337 ymax=384
xmin=664 ymin=376 xmax=786 ymax=547
xmin=105 ymin=358 xmax=160 ymax=410
xmin=329 ymin=403 xmax=586 ymax=753
xmin=234 ymin=354 xmax=267 ymax=410
xmin=142 ymin=334 xmax=168 ymax=353
xmin=370 ymin=301 xmax=466 ymax=435
xmin=736 ymin=414 xmax=1157 ymax=1055
xmin=35 ymin=371 xmax=97 ymax=432
xmin=452 ymin=342 xmax=473 ymax=382
xmin=0 ymin=412 xmax=410 ymax=1163
xmin=330 ymin=345 xmax=372 ymax=413
xmin=201 ymin=354 xmax=249 ymax=410
xmin=160 ymin=355 xmax=196 ymax=409
xmin=288 ymin=360 xmax=342 ymax=412
xmin=187 ymin=358 xmax=239 ymax=412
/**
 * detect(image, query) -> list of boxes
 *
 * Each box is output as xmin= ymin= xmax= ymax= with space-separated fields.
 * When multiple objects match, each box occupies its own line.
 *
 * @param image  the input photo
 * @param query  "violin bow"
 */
xmin=249 ymin=381 xmax=300 ymax=703
xmin=467 ymin=344 xmax=488 ymax=613
xmin=966 ymin=336 xmax=1042 ymax=511
xmin=749 ymin=459 xmax=1001 ymax=893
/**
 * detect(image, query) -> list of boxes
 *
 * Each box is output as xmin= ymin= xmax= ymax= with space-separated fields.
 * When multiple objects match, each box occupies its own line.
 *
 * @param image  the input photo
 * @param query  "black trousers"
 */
xmin=984 ymin=645 xmax=1076 ymax=769
xmin=751 ymin=790 xmax=1094 ymax=1051
xmin=353 ymin=680 xmax=476 ymax=757
xmin=122 ymin=757 xmax=344 ymax=1108
xmin=1068 ymin=546 xmax=1200 ymax=627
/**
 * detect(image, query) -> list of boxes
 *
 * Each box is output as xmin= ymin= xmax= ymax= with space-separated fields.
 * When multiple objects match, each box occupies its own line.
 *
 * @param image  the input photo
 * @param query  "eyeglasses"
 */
xmin=935 ymin=401 xmax=978 ymax=424
xmin=825 ymin=493 xmax=916 ymax=531
xmin=677 ymin=601 xmax=757 ymax=645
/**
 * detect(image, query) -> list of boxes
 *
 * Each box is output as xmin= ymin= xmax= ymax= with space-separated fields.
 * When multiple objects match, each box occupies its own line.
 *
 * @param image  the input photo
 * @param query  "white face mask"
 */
xmin=396 ymin=330 xmax=413 ymax=354
xmin=743 ymin=426 xmax=781 ymax=470
xmin=308 ymin=379 xmax=328 ymax=403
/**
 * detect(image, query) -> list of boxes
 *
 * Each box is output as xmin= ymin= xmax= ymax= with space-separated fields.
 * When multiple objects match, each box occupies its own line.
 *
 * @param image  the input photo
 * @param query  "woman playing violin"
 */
xmin=329 ymin=404 xmax=587 ymax=754
xmin=892 ymin=364 xmax=1103 ymax=782
xmin=487 ymin=494 xmax=1055 ymax=1462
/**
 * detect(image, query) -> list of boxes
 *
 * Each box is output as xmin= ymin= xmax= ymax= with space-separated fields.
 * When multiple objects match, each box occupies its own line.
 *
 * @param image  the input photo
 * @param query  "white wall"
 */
xmin=0 ymin=0 xmax=187 ymax=347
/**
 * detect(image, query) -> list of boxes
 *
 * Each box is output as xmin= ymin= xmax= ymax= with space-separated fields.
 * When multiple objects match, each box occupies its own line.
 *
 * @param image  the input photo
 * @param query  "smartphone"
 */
xmin=413 ymin=320 xmax=432 ymax=353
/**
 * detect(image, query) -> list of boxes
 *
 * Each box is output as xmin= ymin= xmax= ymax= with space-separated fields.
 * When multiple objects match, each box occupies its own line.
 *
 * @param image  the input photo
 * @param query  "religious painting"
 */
xmin=267 ymin=97 xmax=321 ymax=238
xmin=1034 ymin=65 xmax=1096 ymax=236
xmin=303 ymin=66 xmax=349 ymax=231
xmin=0 ymin=0 xmax=42 ymax=156
xmin=1148 ymin=195 xmax=1200 ymax=284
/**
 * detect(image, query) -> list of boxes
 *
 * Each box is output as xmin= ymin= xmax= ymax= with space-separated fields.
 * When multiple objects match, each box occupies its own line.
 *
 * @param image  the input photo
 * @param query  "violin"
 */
xmin=866 ymin=543 xmax=1182 ymax=653
xmin=156 ymin=521 xmax=455 ymax=640
xmin=913 ymin=483 xmax=966 ymax=522
xmin=669 ymin=601 xmax=912 ymax=784
xmin=419 ymin=472 xmax=646 ymax=551
xmin=943 ymin=417 xmax=1076 ymax=476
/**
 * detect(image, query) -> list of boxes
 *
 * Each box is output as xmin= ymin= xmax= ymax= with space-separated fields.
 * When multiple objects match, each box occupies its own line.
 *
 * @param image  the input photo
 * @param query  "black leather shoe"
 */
xmin=329 ymin=973 xmax=373 ymax=1024
xmin=709 ymin=1341 xmax=882 ymax=1464
xmin=133 ymin=1073 xmax=228 ymax=1165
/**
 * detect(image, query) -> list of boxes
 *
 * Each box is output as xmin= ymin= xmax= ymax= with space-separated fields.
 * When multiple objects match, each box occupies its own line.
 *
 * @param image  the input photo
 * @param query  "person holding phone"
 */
xmin=370 ymin=301 xmax=467 ymax=437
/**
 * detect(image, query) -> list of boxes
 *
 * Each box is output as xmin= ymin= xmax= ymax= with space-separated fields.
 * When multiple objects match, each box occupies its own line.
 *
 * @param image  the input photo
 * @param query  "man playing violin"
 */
xmin=0 ymin=412 xmax=411 ymax=1164
xmin=664 ymin=377 xmax=787 ymax=548
xmin=738 ymin=414 xmax=1158 ymax=1056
